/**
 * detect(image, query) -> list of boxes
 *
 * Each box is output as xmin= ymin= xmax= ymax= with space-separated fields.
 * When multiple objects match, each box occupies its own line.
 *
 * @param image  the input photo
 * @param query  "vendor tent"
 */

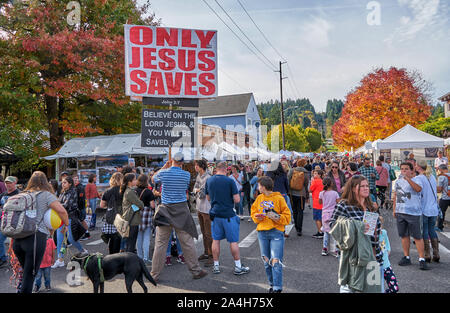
xmin=375 ymin=124 xmax=444 ymax=149
xmin=43 ymin=134 xmax=167 ymax=160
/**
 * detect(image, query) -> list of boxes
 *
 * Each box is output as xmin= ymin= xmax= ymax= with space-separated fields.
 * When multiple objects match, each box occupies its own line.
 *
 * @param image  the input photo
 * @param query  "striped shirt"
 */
xmin=330 ymin=200 xmax=383 ymax=266
xmin=153 ymin=166 xmax=190 ymax=204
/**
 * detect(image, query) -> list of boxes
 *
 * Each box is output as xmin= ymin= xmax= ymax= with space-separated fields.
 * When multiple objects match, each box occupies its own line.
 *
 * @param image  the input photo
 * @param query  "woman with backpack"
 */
xmin=99 ymin=172 xmax=124 ymax=254
xmin=10 ymin=171 xmax=69 ymax=293
xmin=288 ymin=159 xmax=309 ymax=237
xmin=53 ymin=176 xmax=88 ymax=269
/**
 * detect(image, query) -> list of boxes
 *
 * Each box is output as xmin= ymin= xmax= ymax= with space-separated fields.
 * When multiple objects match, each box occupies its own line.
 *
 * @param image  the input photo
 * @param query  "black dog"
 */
xmin=71 ymin=252 xmax=157 ymax=293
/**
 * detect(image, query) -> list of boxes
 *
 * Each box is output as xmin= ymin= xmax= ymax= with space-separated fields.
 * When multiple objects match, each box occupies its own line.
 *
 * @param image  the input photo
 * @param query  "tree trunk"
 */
xmin=45 ymin=94 xmax=65 ymax=151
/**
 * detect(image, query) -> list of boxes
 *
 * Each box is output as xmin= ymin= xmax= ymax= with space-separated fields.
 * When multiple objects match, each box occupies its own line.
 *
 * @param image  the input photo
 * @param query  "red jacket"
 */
xmin=85 ymin=183 xmax=100 ymax=200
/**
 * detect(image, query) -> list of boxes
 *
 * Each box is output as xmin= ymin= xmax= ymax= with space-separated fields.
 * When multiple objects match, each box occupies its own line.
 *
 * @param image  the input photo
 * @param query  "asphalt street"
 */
xmin=1 ymin=205 xmax=449 ymax=293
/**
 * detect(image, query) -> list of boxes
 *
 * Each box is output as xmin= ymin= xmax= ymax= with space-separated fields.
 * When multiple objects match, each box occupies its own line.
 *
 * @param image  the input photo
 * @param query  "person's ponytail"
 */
xmin=120 ymin=173 xmax=135 ymax=195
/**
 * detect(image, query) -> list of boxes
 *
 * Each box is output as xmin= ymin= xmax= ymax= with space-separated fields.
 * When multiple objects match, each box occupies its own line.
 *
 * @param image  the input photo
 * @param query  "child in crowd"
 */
xmin=379 ymin=217 xmax=399 ymax=293
xmin=310 ymin=169 xmax=324 ymax=238
xmin=319 ymin=177 xmax=340 ymax=256
xmin=34 ymin=231 xmax=56 ymax=293
xmin=165 ymin=230 xmax=185 ymax=266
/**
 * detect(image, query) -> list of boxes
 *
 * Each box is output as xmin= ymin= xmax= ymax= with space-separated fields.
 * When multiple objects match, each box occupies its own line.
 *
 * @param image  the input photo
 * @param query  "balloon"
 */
xmin=44 ymin=209 xmax=63 ymax=230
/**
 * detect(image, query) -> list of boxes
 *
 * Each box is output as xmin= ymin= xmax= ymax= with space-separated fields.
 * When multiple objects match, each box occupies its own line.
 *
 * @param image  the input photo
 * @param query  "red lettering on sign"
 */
xmin=199 ymin=73 xmax=215 ymax=96
xmin=129 ymin=26 xmax=153 ymax=45
xmin=143 ymin=48 xmax=157 ymax=69
xmin=165 ymin=72 xmax=184 ymax=95
xmin=129 ymin=47 xmax=141 ymax=68
xmin=178 ymin=49 xmax=196 ymax=71
xmin=148 ymin=71 xmax=165 ymax=95
xmin=198 ymin=50 xmax=216 ymax=71
xmin=130 ymin=70 xmax=147 ymax=94
xmin=156 ymin=28 xmax=178 ymax=47
xmin=195 ymin=30 xmax=215 ymax=49
xmin=185 ymin=73 xmax=197 ymax=96
xmin=181 ymin=29 xmax=196 ymax=48
xmin=158 ymin=49 xmax=176 ymax=70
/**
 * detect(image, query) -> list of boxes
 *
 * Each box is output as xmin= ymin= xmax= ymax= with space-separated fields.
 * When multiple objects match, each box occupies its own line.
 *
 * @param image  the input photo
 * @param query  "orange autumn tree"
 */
xmin=332 ymin=67 xmax=432 ymax=151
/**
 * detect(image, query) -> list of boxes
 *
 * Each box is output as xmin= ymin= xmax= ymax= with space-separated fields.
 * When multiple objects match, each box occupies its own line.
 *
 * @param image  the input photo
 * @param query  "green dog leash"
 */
xmin=84 ymin=252 xmax=105 ymax=283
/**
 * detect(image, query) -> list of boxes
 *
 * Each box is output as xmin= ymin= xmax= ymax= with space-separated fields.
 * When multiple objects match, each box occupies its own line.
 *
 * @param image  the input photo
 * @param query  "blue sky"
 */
xmin=143 ymin=0 xmax=450 ymax=112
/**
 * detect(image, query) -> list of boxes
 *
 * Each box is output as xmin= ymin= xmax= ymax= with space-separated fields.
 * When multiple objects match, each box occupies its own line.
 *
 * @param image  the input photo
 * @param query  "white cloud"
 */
xmin=385 ymin=0 xmax=442 ymax=43
xmin=300 ymin=17 xmax=333 ymax=49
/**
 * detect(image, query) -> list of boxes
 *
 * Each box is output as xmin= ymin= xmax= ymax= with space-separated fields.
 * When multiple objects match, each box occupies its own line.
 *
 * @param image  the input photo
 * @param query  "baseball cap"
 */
xmin=5 ymin=176 xmax=17 ymax=183
xmin=61 ymin=171 xmax=69 ymax=176
xmin=173 ymin=152 xmax=184 ymax=162
xmin=438 ymin=164 xmax=448 ymax=170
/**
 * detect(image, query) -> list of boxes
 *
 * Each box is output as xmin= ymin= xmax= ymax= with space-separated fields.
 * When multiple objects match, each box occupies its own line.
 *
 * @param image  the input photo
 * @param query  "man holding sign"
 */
xmin=150 ymin=152 xmax=207 ymax=282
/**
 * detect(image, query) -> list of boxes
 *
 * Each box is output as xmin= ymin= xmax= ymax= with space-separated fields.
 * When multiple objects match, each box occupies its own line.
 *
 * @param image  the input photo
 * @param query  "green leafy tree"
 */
xmin=264 ymin=124 xmax=310 ymax=152
xmin=0 ymin=0 xmax=159 ymax=169
xmin=304 ymin=127 xmax=323 ymax=151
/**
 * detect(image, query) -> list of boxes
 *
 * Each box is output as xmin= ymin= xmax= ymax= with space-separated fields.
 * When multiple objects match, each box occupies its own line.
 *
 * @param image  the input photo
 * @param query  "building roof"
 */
xmin=439 ymin=92 xmax=450 ymax=101
xmin=198 ymin=93 xmax=253 ymax=117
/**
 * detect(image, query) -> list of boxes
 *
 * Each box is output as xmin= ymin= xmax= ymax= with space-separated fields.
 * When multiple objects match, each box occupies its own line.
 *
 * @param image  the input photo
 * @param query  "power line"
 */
xmin=202 ymin=0 xmax=277 ymax=72
xmin=212 ymin=0 xmax=277 ymax=71
xmin=236 ymin=0 xmax=302 ymax=99
xmin=236 ymin=0 xmax=286 ymax=62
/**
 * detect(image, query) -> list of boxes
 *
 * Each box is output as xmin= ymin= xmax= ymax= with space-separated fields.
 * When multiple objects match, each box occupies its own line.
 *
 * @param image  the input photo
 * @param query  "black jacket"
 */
xmin=59 ymin=187 xmax=79 ymax=219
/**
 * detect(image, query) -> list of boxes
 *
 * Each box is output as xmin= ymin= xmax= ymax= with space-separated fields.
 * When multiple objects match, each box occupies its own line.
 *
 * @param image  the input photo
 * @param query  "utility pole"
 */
xmin=276 ymin=61 xmax=287 ymax=151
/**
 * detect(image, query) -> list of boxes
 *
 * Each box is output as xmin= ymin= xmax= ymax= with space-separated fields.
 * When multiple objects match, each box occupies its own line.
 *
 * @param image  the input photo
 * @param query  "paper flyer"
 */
xmin=363 ymin=211 xmax=379 ymax=236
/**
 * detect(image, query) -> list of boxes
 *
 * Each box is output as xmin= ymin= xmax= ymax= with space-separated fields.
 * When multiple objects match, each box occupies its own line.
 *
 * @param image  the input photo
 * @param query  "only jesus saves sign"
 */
xmin=141 ymin=109 xmax=197 ymax=148
xmin=124 ymin=25 xmax=217 ymax=98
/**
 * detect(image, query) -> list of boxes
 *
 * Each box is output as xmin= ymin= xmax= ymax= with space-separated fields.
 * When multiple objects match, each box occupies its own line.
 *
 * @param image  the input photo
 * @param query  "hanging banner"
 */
xmin=124 ymin=25 xmax=217 ymax=98
xmin=141 ymin=109 xmax=197 ymax=148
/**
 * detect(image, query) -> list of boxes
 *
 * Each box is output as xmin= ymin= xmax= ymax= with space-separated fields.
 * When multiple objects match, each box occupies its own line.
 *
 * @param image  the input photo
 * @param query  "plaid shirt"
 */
xmin=330 ymin=200 xmax=383 ymax=266
xmin=358 ymin=166 xmax=380 ymax=192
xmin=139 ymin=206 xmax=153 ymax=231
xmin=102 ymin=221 xmax=117 ymax=234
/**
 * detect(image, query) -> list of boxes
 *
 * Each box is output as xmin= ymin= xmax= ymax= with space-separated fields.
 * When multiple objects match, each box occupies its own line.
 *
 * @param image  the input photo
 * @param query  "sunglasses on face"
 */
xmin=331 ymin=166 xmax=338 ymax=169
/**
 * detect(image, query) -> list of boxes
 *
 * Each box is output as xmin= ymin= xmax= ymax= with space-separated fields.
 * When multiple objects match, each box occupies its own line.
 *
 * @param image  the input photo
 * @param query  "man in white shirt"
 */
xmin=434 ymin=151 xmax=448 ymax=171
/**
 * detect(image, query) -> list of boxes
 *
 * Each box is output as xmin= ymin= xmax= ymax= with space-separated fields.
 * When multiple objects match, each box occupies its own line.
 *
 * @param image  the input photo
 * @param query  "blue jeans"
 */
xmin=35 ymin=267 xmax=51 ymax=288
xmin=282 ymin=194 xmax=293 ymax=223
xmin=56 ymin=219 xmax=84 ymax=259
xmin=257 ymin=229 xmax=285 ymax=291
xmin=137 ymin=227 xmax=152 ymax=261
xmin=166 ymin=231 xmax=183 ymax=256
xmin=120 ymin=237 xmax=127 ymax=251
xmin=235 ymin=192 xmax=244 ymax=215
xmin=0 ymin=231 xmax=7 ymax=262
xmin=422 ymin=215 xmax=438 ymax=240
xmin=89 ymin=198 xmax=98 ymax=228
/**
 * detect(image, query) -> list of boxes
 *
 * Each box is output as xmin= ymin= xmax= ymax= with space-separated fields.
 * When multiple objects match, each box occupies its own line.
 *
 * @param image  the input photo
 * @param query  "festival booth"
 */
xmin=43 ymin=133 xmax=167 ymax=186
xmin=373 ymin=124 xmax=444 ymax=168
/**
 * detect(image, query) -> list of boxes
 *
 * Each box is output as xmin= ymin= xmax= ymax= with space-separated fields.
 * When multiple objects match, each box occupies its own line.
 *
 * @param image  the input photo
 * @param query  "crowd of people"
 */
xmin=0 ymin=150 xmax=448 ymax=293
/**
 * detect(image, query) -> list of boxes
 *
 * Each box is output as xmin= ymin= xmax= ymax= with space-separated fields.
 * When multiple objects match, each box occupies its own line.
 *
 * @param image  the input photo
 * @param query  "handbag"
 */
xmin=113 ymin=189 xmax=145 ymax=238
xmin=70 ymin=217 xmax=86 ymax=242
xmin=389 ymin=168 xmax=397 ymax=181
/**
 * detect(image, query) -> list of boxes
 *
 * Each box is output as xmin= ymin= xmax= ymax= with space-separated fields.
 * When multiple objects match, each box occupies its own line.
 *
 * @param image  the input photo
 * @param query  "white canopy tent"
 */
xmin=374 ymin=124 xmax=444 ymax=150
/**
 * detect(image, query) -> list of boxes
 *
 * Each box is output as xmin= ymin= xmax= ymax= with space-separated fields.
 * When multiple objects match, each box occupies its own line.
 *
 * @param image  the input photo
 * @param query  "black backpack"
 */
xmin=105 ymin=190 xmax=120 ymax=224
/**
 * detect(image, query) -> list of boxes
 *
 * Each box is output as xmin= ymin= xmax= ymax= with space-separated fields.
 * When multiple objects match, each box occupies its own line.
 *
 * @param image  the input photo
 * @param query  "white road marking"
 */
xmin=440 ymin=232 xmax=450 ymax=240
xmin=86 ymin=239 xmax=104 ymax=246
xmin=439 ymin=243 xmax=450 ymax=255
xmin=239 ymin=229 xmax=258 ymax=248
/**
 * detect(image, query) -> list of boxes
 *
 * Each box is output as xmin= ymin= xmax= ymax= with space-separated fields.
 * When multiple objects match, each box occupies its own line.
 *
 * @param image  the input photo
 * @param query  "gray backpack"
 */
xmin=0 ymin=192 xmax=42 ymax=239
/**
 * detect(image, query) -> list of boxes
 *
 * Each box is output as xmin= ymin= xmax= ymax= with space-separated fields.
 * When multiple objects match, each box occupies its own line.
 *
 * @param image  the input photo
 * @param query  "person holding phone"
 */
xmin=251 ymin=176 xmax=291 ymax=293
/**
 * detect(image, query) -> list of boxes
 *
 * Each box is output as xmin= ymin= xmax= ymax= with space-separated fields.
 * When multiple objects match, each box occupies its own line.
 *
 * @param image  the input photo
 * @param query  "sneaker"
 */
xmin=272 ymin=289 xmax=282 ymax=293
xmin=78 ymin=250 xmax=89 ymax=258
xmin=268 ymin=287 xmax=273 ymax=293
xmin=165 ymin=256 xmax=172 ymax=266
xmin=193 ymin=269 xmax=208 ymax=280
xmin=33 ymin=286 xmax=40 ymax=293
xmin=398 ymin=256 xmax=411 ymax=266
xmin=45 ymin=286 xmax=52 ymax=292
xmin=419 ymin=260 xmax=430 ymax=270
xmin=247 ymin=218 xmax=252 ymax=222
xmin=297 ymin=231 xmax=302 ymax=236
xmin=51 ymin=259 xmax=65 ymax=268
xmin=312 ymin=232 xmax=323 ymax=239
xmin=332 ymin=250 xmax=340 ymax=258
xmin=177 ymin=255 xmax=186 ymax=264
xmin=234 ymin=265 xmax=250 ymax=275
xmin=144 ymin=259 xmax=152 ymax=266
xmin=321 ymin=248 xmax=328 ymax=256
xmin=212 ymin=264 xmax=220 ymax=274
